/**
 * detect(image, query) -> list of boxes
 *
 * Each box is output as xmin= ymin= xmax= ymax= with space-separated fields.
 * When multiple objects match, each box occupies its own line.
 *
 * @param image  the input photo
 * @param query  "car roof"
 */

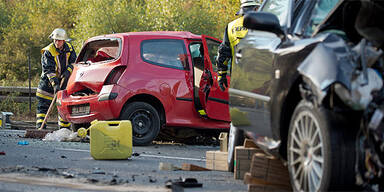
xmin=87 ymin=31 xmax=202 ymax=42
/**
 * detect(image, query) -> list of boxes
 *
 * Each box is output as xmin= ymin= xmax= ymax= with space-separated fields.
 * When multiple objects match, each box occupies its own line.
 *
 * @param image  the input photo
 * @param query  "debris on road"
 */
xmin=17 ymin=140 xmax=29 ymax=145
xmin=132 ymin=152 xmax=140 ymax=156
xmin=165 ymin=177 xmax=203 ymax=189
xmin=159 ymin=162 xmax=181 ymax=171
xmin=181 ymin=163 xmax=210 ymax=171
xmin=148 ymin=176 xmax=157 ymax=183
xmin=0 ymin=151 xmax=5 ymax=155
xmin=43 ymin=128 xmax=80 ymax=142
xmin=24 ymin=129 xmax=52 ymax=139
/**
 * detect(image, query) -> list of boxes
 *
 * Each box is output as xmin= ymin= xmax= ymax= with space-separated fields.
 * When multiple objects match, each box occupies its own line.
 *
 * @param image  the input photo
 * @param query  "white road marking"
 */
xmin=56 ymin=148 xmax=206 ymax=162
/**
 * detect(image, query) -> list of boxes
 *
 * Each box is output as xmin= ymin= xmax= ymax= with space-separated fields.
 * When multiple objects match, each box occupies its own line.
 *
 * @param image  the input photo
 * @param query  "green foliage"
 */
xmin=0 ymin=0 xmax=81 ymax=82
xmin=0 ymin=0 xmax=239 ymax=82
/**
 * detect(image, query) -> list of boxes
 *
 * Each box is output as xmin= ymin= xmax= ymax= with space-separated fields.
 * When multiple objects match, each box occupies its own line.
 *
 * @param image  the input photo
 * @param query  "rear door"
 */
xmin=199 ymin=35 xmax=230 ymax=122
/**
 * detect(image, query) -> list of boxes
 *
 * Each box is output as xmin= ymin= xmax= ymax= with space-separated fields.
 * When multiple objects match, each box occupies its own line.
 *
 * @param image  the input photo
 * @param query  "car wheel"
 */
xmin=120 ymin=102 xmax=160 ymax=146
xmin=227 ymin=123 xmax=244 ymax=172
xmin=288 ymin=100 xmax=356 ymax=191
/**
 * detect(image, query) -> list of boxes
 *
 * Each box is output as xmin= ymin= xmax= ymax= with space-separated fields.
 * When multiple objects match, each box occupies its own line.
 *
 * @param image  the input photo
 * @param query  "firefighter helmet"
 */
xmin=49 ymin=28 xmax=68 ymax=41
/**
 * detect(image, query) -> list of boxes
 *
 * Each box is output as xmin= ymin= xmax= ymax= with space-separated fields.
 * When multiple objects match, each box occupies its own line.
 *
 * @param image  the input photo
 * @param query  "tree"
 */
xmin=0 ymin=0 xmax=239 ymax=83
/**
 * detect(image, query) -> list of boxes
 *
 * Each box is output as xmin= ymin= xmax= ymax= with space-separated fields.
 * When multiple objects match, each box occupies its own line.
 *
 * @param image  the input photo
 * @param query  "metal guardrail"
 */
xmin=0 ymin=86 xmax=37 ymax=102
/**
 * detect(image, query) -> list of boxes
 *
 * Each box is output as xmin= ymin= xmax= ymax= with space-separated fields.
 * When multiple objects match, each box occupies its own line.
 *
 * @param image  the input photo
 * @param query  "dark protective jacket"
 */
xmin=216 ymin=16 xmax=248 ymax=72
xmin=36 ymin=42 xmax=76 ymax=99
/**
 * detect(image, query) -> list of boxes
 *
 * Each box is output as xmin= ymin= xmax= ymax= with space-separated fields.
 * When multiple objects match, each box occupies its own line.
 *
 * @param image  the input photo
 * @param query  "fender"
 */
xmin=297 ymin=33 xmax=356 ymax=104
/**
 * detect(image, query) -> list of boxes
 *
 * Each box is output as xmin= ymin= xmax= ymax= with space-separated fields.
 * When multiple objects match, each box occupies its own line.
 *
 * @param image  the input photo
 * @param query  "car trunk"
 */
xmin=66 ymin=38 xmax=122 ymax=96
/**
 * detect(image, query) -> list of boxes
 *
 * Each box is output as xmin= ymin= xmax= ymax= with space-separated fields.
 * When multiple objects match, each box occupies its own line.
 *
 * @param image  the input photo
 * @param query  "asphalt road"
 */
xmin=0 ymin=129 xmax=247 ymax=192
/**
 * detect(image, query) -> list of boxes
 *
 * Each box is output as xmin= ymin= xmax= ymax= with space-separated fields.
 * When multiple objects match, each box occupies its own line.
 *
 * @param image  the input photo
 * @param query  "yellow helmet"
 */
xmin=49 ymin=28 xmax=68 ymax=41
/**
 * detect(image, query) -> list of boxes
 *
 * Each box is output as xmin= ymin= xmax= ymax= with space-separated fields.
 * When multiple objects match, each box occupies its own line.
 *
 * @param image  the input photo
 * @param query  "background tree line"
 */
xmin=0 ymin=0 xmax=239 ymax=85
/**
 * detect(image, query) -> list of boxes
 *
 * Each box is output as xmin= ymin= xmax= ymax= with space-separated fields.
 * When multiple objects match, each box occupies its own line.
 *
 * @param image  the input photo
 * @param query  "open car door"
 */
xmin=199 ymin=35 xmax=230 ymax=122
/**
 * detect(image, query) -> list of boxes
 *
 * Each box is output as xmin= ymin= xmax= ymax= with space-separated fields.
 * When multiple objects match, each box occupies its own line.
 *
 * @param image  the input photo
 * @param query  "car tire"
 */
xmin=120 ymin=102 xmax=160 ymax=146
xmin=227 ymin=124 xmax=244 ymax=172
xmin=287 ymin=100 xmax=356 ymax=191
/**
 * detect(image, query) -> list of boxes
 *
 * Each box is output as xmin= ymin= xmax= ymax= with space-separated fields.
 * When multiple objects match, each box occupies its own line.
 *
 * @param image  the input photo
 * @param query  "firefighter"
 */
xmin=36 ymin=28 xmax=77 ymax=129
xmin=216 ymin=0 xmax=261 ymax=91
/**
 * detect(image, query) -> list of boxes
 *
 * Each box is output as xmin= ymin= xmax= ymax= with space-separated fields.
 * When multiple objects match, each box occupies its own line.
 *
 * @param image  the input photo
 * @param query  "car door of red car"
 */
xmin=199 ymin=35 xmax=230 ymax=122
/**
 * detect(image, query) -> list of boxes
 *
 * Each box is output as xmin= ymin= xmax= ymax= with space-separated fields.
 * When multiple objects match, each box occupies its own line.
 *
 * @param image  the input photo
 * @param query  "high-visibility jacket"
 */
xmin=37 ymin=42 xmax=76 ymax=100
xmin=217 ymin=16 xmax=248 ymax=72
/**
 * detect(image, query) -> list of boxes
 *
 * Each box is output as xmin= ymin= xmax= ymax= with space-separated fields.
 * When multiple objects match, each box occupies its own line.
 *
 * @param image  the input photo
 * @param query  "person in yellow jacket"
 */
xmin=36 ymin=28 xmax=76 ymax=129
xmin=216 ymin=0 xmax=261 ymax=91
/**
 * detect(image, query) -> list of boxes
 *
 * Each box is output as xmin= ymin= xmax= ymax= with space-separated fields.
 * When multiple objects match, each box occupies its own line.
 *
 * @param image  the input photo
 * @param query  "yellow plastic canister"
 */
xmin=90 ymin=120 xmax=132 ymax=160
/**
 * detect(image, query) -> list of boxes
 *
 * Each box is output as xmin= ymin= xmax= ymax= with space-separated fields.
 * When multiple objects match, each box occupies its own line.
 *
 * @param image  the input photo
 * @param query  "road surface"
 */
xmin=0 ymin=129 xmax=247 ymax=192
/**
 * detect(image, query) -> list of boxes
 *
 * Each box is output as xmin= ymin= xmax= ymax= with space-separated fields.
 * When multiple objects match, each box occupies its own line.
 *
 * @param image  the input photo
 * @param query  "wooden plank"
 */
xmin=243 ymin=139 xmax=257 ymax=148
xmin=206 ymin=151 xmax=228 ymax=160
xmin=206 ymin=151 xmax=228 ymax=171
xmin=234 ymin=147 xmax=261 ymax=180
xmin=248 ymin=183 xmax=292 ymax=192
xmin=235 ymin=146 xmax=262 ymax=160
xmin=248 ymin=152 xmax=291 ymax=186
xmin=219 ymin=132 xmax=228 ymax=152
xmin=181 ymin=163 xmax=210 ymax=171
xmin=244 ymin=172 xmax=291 ymax=188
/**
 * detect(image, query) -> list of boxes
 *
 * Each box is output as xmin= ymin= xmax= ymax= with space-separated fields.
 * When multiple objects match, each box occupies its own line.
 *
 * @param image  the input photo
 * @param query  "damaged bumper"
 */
xmin=57 ymin=84 xmax=125 ymax=124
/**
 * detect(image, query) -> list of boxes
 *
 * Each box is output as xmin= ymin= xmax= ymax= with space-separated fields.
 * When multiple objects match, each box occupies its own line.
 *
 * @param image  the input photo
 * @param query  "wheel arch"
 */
xmin=120 ymin=94 xmax=166 ymax=127
xmin=278 ymin=77 xmax=303 ymax=160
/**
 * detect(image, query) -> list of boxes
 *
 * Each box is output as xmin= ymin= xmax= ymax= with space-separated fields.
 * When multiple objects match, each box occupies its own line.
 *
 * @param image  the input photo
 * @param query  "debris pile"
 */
xmin=43 ymin=128 xmax=80 ymax=142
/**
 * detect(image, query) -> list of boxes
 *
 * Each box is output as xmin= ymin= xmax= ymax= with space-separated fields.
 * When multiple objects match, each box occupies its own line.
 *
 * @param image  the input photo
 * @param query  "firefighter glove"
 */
xmin=218 ymin=71 xmax=228 ymax=91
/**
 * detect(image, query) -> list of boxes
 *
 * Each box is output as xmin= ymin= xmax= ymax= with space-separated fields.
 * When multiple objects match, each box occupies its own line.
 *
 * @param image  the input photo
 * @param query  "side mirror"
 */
xmin=244 ymin=11 xmax=285 ymax=38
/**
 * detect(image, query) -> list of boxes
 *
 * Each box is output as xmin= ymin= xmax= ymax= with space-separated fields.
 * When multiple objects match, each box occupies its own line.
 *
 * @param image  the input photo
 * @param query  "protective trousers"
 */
xmin=36 ymin=78 xmax=70 ymax=129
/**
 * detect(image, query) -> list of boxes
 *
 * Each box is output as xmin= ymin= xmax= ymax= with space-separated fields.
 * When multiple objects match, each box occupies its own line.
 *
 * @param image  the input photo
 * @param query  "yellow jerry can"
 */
xmin=89 ymin=120 xmax=132 ymax=160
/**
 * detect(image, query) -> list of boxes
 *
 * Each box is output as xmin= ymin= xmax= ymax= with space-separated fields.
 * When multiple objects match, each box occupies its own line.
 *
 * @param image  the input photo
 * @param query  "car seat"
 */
xmin=89 ymin=50 xmax=114 ymax=63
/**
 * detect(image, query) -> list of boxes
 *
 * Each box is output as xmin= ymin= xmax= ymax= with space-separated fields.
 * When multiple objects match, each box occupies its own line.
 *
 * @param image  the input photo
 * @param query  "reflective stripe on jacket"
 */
xmin=227 ymin=16 xmax=248 ymax=67
xmin=41 ymin=42 xmax=74 ymax=80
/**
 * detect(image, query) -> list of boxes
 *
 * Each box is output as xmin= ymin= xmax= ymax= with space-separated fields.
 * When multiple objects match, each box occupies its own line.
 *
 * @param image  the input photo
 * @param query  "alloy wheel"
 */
xmin=289 ymin=110 xmax=324 ymax=192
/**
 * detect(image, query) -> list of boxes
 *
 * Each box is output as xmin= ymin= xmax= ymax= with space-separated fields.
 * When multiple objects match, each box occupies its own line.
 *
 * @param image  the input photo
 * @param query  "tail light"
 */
xmin=104 ymin=66 xmax=126 ymax=85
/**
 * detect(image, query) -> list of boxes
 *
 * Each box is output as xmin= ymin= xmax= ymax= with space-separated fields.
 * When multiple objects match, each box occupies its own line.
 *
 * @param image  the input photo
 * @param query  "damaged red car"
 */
xmin=56 ymin=31 xmax=230 ymax=145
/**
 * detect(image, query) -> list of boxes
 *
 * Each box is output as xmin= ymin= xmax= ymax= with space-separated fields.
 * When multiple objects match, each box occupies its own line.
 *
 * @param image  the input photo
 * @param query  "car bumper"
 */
xmin=57 ymin=85 xmax=124 ymax=124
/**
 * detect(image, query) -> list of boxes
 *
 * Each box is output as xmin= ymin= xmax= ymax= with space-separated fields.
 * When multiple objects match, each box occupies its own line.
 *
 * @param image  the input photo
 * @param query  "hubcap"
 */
xmin=289 ymin=111 xmax=324 ymax=192
xmin=130 ymin=110 xmax=152 ymax=136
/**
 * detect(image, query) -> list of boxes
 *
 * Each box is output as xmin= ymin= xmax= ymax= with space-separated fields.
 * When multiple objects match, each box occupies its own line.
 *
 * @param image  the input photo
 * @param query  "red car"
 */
xmin=57 ymin=31 xmax=230 ymax=145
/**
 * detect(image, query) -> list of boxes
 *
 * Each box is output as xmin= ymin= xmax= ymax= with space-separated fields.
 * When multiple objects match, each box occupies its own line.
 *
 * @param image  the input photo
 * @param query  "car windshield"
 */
xmin=304 ymin=0 xmax=340 ymax=36
xmin=262 ymin=0 xmax=290 ymax=27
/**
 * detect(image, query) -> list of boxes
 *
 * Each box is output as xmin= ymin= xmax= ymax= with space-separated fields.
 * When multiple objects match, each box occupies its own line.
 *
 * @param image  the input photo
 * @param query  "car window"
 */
xmin=141 ymin=39 xmax=188 ymax=70
xmin=304 ymin=0 xmax=339 ymax=36
xmin=190 ymin=43 xmax=204 ymax=70
xmin=261 ymin=0 xmax=290 ymax=26
xmin=205 ymin=38 xmax=219 ymax=72
xmin=77 ymin=39 xmax=121 ymax=64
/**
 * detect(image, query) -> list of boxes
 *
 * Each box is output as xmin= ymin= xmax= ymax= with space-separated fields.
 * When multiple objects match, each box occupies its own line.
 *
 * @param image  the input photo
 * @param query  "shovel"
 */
xmin=38 ymin=79 xmax=65 ymax=130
